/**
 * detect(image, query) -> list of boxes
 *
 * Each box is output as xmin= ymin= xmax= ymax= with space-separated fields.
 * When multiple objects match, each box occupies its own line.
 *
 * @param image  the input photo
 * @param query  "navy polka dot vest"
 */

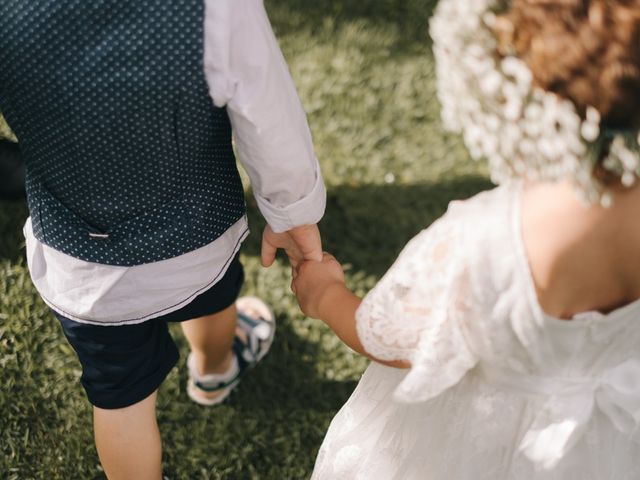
xmin=0 ymin=0 xmax=246 ymax=266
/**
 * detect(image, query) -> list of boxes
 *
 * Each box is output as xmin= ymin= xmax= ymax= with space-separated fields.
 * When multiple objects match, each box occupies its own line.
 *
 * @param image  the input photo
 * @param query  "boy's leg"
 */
xmin=93 ymin=391 xmax=162 ymax=480
xmin=179 ymin=254 xmax=245 ymax=402
xmin=54 ymin=313 xmax=180 ymax=479
xmin=181 ymin=303 xmax=237 ymax=376
xmin=180 ymin=296 xmax=276 ymax=405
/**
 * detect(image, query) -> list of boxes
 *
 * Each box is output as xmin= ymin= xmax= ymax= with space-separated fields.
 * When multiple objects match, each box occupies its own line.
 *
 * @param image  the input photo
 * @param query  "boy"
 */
xmin=0 ymin=0 xmax=325 ymax=477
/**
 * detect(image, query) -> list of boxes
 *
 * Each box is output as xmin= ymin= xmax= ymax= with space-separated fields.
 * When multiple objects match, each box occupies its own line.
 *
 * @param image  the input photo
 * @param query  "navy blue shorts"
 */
xmin=53 ymin=254 xmax=244 ymax=410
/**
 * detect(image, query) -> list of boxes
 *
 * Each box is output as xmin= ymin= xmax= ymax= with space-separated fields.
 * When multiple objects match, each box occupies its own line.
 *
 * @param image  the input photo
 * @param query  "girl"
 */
xmin=293 ymin=0 xmax=640 ymax=478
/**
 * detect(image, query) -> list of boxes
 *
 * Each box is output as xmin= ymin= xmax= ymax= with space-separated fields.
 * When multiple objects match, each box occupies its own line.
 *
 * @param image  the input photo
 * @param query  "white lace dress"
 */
xmin=312 ymin=183 xmax=640 ymax=480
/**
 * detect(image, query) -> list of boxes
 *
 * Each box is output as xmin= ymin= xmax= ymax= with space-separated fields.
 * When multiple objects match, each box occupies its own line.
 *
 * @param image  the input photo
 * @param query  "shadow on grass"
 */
xmin=244 ymin=174 xmax=494 ymax=278
xmin=234 ymin=319 xmax=358 ymax=411
xmin=0 ymin=174 xmax=493 ymax=273
xmin=0 ymin=198 xmax=27 ymax=263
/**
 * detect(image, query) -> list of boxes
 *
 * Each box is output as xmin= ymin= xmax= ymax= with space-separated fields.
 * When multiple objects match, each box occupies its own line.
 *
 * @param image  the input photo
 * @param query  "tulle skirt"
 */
xmin=311 ymin=363 xmax=640 ymax=480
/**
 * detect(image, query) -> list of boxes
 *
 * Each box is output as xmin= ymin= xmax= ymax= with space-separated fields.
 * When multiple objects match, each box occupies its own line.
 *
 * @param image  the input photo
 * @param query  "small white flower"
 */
xmin=562 ymin=155 xmax=580 ymax=174
xmin=482 ymin=135 xmax=499 ymax=156
xmin=581 ymin=121 xmax=600 ymax=142
xmin=467 ymin=44 xmax=485 ymax=59
xmin=515 ymin=66 xmax=533 ymax=91
xmin=519 ymin=139 xmax=536 ymax=156
xmin=524 ymin=120 xmax=541 ymax=138
xmin=613 ymin=138 xmax=639 ymax=171
xmin=567 ymin=135 xmax=587 ymax=156
xmin=501 ymin=57 xmax=522 ymax=78
xmin=480 ymin=70 xmax=502 ymax=96
xmin=551 ymin=135 xmax=569 ymax=156
xmin=532 ymin=88 xmax=546 ymax=102
xmin=504 ymin=123 xmax=522 ymax=143
xmin=603 ymin=156 xmax=618 ymax=170
xmin=586 ymin=106 xmax=601 ymax=124
xmin=504 ymin=99 xmax=522 ymax=121
xmin=538 ymin=138 xmax=555 ymax=158
xmin=486 ymin=114 xmax=501 ymax=132
xmin=514 ymin=159 xmax=527 ymax=174
xmin=525 ymin=103 xmax=544 ymax=121
xmin=469 ymin=145 xmax=483 ymax=160
xmin=482 ymin=11 xmax=497 ymax=28
xmin=557 ymin=107 xmax=581 ymax=132
xmin=622 ymin=172 xmax=636 ymax=187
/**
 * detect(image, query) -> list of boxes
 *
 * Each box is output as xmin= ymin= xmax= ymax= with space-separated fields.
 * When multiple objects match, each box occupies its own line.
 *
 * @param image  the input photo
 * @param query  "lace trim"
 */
xmin=355 ymin=212 xmax=478 ymax=400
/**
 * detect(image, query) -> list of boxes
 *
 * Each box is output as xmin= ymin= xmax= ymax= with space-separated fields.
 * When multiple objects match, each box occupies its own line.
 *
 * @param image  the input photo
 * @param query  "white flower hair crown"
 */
xmin=429 ymin=0 xmax=640 ymax=205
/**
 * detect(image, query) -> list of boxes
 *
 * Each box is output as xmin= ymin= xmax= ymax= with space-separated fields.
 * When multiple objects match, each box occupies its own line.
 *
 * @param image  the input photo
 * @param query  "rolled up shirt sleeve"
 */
xmin=203 ymin=0 xmax=326 ymax=233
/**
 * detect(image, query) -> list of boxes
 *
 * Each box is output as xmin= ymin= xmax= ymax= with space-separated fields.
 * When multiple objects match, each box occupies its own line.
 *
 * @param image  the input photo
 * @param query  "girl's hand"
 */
xmin=292 ymin=253 xmax=346 ymax=319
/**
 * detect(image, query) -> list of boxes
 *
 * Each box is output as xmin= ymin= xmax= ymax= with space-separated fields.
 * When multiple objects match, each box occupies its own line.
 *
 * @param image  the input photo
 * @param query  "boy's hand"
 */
xmin=292 ymin=253 xmax=346 ymax=319
xmin=261 ymin=224 xmax=322 ymax=268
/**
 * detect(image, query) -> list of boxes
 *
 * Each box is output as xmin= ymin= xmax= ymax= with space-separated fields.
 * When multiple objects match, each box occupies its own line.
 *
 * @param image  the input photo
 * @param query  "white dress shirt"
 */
xmin=24 ymin=0 xmax=326 ymax=326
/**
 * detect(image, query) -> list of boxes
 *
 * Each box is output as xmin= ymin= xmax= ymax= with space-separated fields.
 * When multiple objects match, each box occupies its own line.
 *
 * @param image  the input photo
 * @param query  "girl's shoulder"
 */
xmin=404 ymin=182 xmax=526 ymax=311
xmin=394 ymin=183 xmax=522 ymax=300
xmin=445 ymin=182 xmax=518 ymax=225
xmin=410 ymin=182 xmax=519 ymax=260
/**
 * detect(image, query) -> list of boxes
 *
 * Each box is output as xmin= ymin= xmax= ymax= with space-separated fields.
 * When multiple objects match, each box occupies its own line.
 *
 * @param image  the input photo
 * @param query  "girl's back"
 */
xmin=524 ymin=181 xmax=640 ymax=319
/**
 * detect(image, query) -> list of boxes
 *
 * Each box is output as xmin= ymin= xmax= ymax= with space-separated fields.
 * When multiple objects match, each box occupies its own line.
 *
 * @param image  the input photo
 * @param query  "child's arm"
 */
xmin=293 ymin=254 xmax=410 ymax=369
xmin=204 ymin=0 xmax=325 ymax=265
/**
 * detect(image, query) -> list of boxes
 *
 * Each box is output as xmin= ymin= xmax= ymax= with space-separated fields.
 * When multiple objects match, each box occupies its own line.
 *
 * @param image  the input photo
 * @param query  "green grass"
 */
xmin=0 ymin=1 xmax=492 ymax=478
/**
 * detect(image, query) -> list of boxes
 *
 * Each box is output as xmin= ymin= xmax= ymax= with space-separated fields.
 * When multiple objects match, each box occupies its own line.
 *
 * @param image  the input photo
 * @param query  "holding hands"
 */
xmin=261 ymin=224 xmax=323 ymax=268
xmin=260 ymin=222 xmax=347 ymax=319
xmin=262 ymin=223 xmax=407 ymax=367
xmin=292 ymin=253 xmax=346 ymax=319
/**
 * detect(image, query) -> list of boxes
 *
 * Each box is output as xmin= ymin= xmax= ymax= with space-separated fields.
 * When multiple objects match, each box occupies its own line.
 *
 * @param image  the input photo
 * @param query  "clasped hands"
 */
xmin=261 ymin=224 xmax=345 ymax=319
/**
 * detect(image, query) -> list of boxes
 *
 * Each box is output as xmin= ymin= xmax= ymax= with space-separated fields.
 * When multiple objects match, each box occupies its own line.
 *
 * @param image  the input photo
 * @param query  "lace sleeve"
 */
xmin=356 ymin=208 xmax=478 ymax=403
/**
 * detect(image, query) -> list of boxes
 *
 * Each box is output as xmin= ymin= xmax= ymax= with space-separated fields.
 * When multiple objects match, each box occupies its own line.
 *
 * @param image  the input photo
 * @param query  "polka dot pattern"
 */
xmin=0 ymin=0 xmax=246 ymax=266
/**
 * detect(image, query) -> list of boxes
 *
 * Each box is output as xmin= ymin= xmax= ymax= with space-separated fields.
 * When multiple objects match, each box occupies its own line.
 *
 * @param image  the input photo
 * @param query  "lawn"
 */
xmin=0 ymin=1 xmax=491 ymax=478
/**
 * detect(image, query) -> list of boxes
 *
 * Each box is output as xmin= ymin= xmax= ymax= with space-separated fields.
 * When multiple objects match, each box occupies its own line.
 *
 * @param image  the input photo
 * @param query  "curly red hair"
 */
xmin=496 ymin=0 xmax=640 ymax=128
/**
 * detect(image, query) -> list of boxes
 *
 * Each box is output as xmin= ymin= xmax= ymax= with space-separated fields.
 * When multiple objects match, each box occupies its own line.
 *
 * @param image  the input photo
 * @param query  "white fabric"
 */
xmin=312 ymin=183 xmax=640 ymax=480
xmin=24 ymin=0 xmax=325 ymax=325
xmin=204 ymin=0 xmax=325 ymax=233
xmin=25 ymin=217 xmax=248 ymax=325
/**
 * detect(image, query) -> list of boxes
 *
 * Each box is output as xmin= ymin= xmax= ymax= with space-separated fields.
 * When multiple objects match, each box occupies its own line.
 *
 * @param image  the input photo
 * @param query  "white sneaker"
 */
xmin=186 ymin=296 xmax=276 ymax=406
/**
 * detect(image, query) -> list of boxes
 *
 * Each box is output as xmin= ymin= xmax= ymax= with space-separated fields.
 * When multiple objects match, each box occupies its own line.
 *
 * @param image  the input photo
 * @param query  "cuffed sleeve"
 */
xmin=203 ymin=0 xmax=326 ymax=232
xmin=254 ymin=162 xmax=326 ymax=233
